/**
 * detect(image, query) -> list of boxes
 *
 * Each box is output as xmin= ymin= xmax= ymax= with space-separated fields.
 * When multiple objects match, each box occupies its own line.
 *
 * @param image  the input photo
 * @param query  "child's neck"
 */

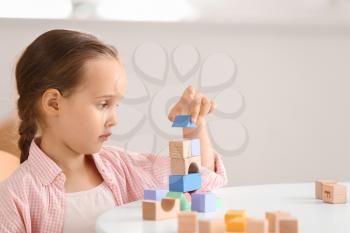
xmin=39 ymin=135 xmax=104 ymax=192
xmin=39 ymin=135 xmax=87 ymax=173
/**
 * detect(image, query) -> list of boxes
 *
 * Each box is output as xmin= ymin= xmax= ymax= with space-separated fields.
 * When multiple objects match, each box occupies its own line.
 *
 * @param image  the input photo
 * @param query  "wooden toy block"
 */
xmin=277 ymin=217 xmax=299 ymax=233
xmin=246 ymin=218 xmax=268 ymax=233
xmin=166 ymin=191 xmax=191 ymax=211
xmin=189 ymin=138 xmax=200 ymax=156
xmin=169 ymin=139 xmax=201 ymax=158
xmin=171 ymin=156 xmax=201 ymax=176
xmin=169 ymin=173 xmax=202 ymax=192
xmin=265 ymin=211 xmax=291 ymax=232
xmin=142 ymin=197 xmax=180 ymax=220
xmin=169 ymin=140 xmax=192 ymax=159
xmin=315 ymin=180 xmax=337 ymax=199
xmin=224 ymin=210 xmax=247 ymax=224
xmin=191 ymin=192 xmax=216 ymax=212
xmin=216 ymin=197 xmax=222 ymax=209
xmin=172 ymin=115 xmax=197 ymax=128
xmin=226 ymin=217 xmax=247 ymax=232
xmin=198 ymin=220 xmax=225 ymax=233
xmin=322 ymin=183 xmax=347 ymax=204
xmin=178 ymin=211 xmax=198 ymax=233
xmin=144 ymin=189 xmax=168 ymax=201
xmin=184 ymin=192 xmax=192 ymax=202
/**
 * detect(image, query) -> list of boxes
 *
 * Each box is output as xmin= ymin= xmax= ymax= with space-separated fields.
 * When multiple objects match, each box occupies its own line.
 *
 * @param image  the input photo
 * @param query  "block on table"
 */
xmin=265 ymin=211 xmax=291 ymax=232
xmin=178 ymin=211 xmax=198 ymax=233
xmin=277 ymin=217 xmax=299 ymax=233
xmin=322 ymin=183 xmax=347 ymax=204
xmin=191 ymin=192 xmax=216 ymax=213
xmin=198 ymin=220 xmax=225 ymax=233
xmin=224 ymin=210 xmax=247 ymax=224
xmin=315 ymin=180 xmax=337 ymax=199
xmin=144 ymin=189 xmax=168 ymax=201
xmin=142 ymin=198 xmax=180 ymax=220
xmin=166 ymin=191 xmax=191 ymax=211
xmin=226 ymin=217 xmax=247 ymax=232
xmin=246 ymin=217 xmax=268 ymax=233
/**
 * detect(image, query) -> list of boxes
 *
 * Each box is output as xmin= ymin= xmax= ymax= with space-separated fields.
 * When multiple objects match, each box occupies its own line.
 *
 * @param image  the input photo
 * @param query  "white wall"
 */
xmin=1 ymin=18 xmax=350 ymax=186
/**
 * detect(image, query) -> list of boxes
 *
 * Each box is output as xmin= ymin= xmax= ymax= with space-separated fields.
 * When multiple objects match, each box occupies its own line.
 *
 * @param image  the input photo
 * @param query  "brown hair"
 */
xmin=16 ymin=29 xmax=118 ymax=163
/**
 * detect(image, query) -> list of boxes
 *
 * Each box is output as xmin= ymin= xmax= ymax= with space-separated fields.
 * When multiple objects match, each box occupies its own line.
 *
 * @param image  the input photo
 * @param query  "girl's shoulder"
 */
xmin=0 ymin=161 xmax=34 ymax=200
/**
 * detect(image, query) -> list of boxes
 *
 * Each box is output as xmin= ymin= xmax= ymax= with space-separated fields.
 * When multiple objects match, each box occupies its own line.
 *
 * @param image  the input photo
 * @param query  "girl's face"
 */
xmin=55 ymin=58 xmax=127 ymax=154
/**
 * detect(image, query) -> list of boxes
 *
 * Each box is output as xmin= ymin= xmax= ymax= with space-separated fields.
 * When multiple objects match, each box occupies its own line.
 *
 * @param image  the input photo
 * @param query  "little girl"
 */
xmin=0 ymin=29 xmax=227 ymax=233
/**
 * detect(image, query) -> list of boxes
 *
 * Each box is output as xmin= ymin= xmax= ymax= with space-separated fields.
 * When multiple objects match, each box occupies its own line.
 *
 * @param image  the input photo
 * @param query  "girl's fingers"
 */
xmin=168 ymin=102 xmax=182 ymax=121
xmin=180 ymin=85 xmax=195 ymax=106
xmin=208 ymin=100 xmax=216 ymax=113
xmin=199 ymin=96 xmax=212 ymax=118
xmin=191 ymin=92 xmax=202 ymax=123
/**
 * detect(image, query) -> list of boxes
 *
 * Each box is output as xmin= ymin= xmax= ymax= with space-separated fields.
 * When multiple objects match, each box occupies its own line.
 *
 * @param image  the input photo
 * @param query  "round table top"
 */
xmin=96 ymin=182 xmax=350 ymax=233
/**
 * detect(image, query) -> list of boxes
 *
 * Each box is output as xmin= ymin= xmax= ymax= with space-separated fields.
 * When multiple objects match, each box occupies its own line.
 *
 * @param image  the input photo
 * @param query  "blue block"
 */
xmin=172 ymin=115 xmax=197 ymax=128
xmin=143 ymin=189 xmax=168 ymax=201
xmin=191 ymin=192 xmax=216 ymax=212
xmin=169 ymin=173 xmax=201 ymax=192
xmin=191 ymin=138 xmax=200 ymax=156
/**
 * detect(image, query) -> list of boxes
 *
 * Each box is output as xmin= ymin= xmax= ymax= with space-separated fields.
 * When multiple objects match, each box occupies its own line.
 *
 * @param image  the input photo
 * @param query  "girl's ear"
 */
xmin=41 ymin=88 xmax=62 ymax=116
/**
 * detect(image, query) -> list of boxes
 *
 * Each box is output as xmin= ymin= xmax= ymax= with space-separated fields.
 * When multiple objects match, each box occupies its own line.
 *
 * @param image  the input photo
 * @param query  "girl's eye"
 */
xmin=97 ymin=102 xmax=109 ymax=109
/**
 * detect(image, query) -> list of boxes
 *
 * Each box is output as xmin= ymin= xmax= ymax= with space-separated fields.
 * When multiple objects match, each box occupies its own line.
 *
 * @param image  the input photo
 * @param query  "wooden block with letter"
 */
xmin=315 ymin=180 xmax=337 ymax=199
xmin=322 ymin=183 xmax=347 ymax=204
xmin=142 ymin=198 xmax=180 ymax=220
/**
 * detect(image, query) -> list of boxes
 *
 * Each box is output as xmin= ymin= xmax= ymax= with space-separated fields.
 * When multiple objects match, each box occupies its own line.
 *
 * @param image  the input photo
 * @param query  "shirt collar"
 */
xmin=27 ymin=138 xmax=65 ymax=186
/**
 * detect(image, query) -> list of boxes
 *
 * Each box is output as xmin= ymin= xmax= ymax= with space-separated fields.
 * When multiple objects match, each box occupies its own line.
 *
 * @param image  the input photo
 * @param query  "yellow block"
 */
xmin=224 ymin=210 xmax=247 ymax=224
xmin=226 ymin=217 xmax=247 ymax=232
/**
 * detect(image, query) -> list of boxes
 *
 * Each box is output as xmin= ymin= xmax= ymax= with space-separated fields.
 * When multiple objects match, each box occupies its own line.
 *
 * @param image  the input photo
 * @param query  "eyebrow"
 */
xmin=95 ymin=94 xmax=124 ymax=100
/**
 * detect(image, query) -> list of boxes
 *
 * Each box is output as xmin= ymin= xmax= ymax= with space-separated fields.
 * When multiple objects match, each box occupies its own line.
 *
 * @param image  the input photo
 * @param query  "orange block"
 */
xmin=199 ymin=220 xmax=225 ymax=233
xmin=143 ymin=198 xmax=180 ymax=220
xmin=247 ymin=217 xmax=269 ymax=233
xmin=315 ymin=180 xmax=337 ymax=199
xmin=226 ymin=217 xmax=247 ymax=232
xmin=178 ymin=211 xmax=198 ymax=233
xmin=322 ymin=183 xmax=347 ymax=204
xmin=224 ymin=209 xmax=247 ymax=224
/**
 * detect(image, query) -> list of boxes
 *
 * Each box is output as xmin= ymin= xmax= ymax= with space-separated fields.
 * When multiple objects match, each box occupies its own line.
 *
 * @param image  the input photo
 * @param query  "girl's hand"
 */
xmin=168 ymin=85 xmax=216 ymax=124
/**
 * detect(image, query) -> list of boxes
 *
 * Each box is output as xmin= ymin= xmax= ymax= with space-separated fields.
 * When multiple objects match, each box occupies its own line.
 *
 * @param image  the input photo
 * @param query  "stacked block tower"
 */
xmin=143 ymin=115 xmax=219 ymax=221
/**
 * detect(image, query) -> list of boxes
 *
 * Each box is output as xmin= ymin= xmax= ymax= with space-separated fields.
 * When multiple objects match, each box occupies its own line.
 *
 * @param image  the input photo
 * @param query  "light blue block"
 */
xmin=169 ymin=173 xmax=201 ymax=192
xmin=172 ymin=115 xmax=197 ymax=128
xmin=143 ymin=189 xmax=168 ymax=201
xmin=191 ymin=138 xmax=200 ymax=156
xmin=191 ymin=192 xmax=216 ymax=212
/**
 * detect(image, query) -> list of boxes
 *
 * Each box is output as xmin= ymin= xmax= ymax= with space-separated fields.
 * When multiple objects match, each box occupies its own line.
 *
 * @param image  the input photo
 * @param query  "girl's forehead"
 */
xmin=80 ymin=58 xmax=127 ymax=97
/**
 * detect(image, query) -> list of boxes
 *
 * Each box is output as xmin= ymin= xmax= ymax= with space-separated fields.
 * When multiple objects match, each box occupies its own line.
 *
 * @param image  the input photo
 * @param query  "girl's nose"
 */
xmin=106 ymin=112 xmax=117 ymax=128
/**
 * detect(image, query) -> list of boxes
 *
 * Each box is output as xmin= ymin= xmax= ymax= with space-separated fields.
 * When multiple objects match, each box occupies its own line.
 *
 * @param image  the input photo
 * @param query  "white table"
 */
xmin=96 ymin=183 xmax=350 ymax=233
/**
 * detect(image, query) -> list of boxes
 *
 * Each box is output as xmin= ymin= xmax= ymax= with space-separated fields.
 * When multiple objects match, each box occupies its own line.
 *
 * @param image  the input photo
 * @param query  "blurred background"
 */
xmin=1 ymin=0 xmax=350 ymax=186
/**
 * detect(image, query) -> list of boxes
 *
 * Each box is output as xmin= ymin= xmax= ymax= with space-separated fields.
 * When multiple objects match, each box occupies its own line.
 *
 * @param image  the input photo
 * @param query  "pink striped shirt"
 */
xmin=0 ymin=139 xmax=227 ymax=233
